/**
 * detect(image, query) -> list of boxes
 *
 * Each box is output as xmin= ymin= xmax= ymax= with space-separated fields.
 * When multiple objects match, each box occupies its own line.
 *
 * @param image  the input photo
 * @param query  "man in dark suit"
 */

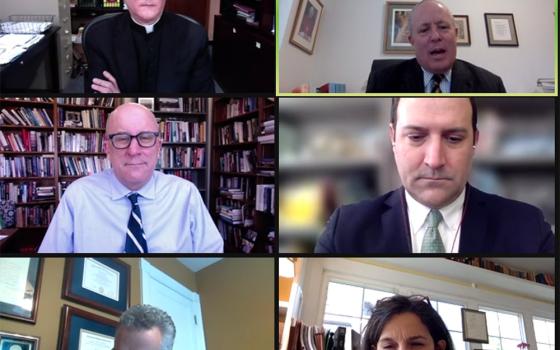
xmin=315 ymin=98 xmax=554 ymax=254
xmin=366 ymin=0 xmax=505 ymax=93
xmin=84 ymin=0 xmax=213 ymax=93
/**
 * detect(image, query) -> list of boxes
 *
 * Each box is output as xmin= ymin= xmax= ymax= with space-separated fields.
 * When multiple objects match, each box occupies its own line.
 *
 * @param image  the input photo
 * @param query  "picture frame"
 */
xmin=454 ymin=15 xmax=471 ymax=46
xmin=0 ymin=331 xmax=40 ymax=350
xmin=461 ymin=308 xmax=489 ymax=343
xmin=0 ymin=258 xmax=43 ymax=323
xmin=289 ymin=0 xmax=324 ymax=55
xmin=138 ymin=97 xmax=155 ymax=111
xmin=384 ymin=2 xmax=417 ymax=54
xmin=62 ymin=258 xmax=130 ymax=317
xmin=157 ymin=97 xmax=184 ymax=112
xmin=484 ymin=13 xmax=519 ymax=46
xmin=64 ymin=111 xmax=83 ymax=127
xmin=58 ymin=304 xmax=118 ymax=350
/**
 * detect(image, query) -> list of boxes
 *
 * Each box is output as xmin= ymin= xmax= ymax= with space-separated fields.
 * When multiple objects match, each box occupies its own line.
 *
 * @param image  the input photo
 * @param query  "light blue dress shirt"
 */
xmin=422 ymin=67 xmax=452 ymax=93
xmin=38 ymin=169 xmax=223 ymax=253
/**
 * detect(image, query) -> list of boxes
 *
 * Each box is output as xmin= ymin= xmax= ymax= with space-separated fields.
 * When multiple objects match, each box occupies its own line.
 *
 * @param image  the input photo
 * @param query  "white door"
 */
xmin=140 ymin=259 xmax=206 ymax=350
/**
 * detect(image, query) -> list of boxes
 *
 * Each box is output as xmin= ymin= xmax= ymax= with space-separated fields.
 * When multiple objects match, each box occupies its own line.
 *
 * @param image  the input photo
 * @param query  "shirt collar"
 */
xmin=421 ymin=67 xmax=452 ymax=91
xmin=109 ymin=169 xmax=157 ymax=201
xmin=405 ymin=187 xmax=465 ymax=235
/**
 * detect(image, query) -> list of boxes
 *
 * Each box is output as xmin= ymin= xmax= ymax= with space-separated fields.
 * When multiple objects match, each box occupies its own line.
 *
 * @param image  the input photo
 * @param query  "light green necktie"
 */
xmin=420 ymin=209 xmax=445 ymax=253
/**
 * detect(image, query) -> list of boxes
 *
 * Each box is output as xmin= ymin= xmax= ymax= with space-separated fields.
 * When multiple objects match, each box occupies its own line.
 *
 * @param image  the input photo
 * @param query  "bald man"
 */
xmin=367 ymin=0 xmax=505 ymax=93
xmin=39 ymin=103 xmax=223 ymax=253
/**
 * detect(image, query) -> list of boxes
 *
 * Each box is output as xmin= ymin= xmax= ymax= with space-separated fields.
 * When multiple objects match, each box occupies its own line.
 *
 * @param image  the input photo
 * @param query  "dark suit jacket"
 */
xmin=315 ymin=185 xmax=554 ymax=254
xmin=366 ymin=58 xmax=506 ymax=93
xmin=84 ymin=12 xmax=213 ymax=93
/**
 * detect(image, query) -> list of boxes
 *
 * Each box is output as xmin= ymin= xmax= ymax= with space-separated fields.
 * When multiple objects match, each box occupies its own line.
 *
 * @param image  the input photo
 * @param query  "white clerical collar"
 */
xmin=130 ymin=14 xmax=162 ymax=34
xmin=405 ymin=187 xmax=465 ymax=241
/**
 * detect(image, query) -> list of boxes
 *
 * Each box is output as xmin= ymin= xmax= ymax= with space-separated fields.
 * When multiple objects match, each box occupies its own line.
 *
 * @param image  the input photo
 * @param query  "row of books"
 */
xmin=0 ymin=182 xmax=55 ymax=203
xmin=287 ymin=321 xmax=359 ymax=350
xmin=0 ymin=130 xmax=54 ymax=152
xmin=218 ymin=150 xmax=255 ymax=173
xmin=56 ymin=97 xmax=116 ymax=107
xmin=58 ymin=108 xmax=107 ymax=129
xmin=159 ymin=120 xmax=206 ymax=143
xmin=219 ymin=175 xmax=254 ymax=200
xmin=258 ymin=118 xmax=275 ymax=143
xmin=182 ymin=98 xmax=208 ymax=114
xmin=225 ymin=98 xmax=258 ymax=118
xmin=217 ymin=220 xmax=245 ymax=249
xmin=449 ymin=258 xmax=555 ymax=287
xmin=0 ymin=107 xmax=53 ymax=127
xmin=0 ymin=155 xmax=55 ymax=177
xmin=233 ymin=3 xmax=256 ymax=24
xmin=15 ymin=205 xmax=55 ymax=228
xmin=217 ymin=119 xmax=258 ymax=145
xmin=2 ymin=97 xmax=53 ymax=103
xmin=58 ymin=131 xmax=104 ymax=153
xmin=256 ymin=184 xmax=275 ymax=214
xmin=158 ymin=146 xmax=206 ymax=169
xmin=59 ymin=156 xmax=111 ymax=176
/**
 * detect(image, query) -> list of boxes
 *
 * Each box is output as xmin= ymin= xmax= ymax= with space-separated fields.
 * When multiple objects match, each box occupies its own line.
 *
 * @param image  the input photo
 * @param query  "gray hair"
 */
xmin=118 ymin=304 xmax=176 ymax=350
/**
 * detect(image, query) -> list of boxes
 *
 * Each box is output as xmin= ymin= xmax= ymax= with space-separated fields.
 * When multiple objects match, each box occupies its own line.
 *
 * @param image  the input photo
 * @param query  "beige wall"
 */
xmin=0 ymin=258 xmax=196 ymax=349
xmin=197 ymin=258 xmax=274 ymax=350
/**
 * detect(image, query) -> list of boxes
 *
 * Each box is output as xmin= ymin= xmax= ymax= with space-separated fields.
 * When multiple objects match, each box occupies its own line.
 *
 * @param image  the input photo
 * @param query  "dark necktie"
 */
xmin=431 ymin=74 xmax=444 ymax=93
xmin=125 ymin=193 xmax=148 ymax=253
xmin=420 ymin=209 xmax=445 ymax=253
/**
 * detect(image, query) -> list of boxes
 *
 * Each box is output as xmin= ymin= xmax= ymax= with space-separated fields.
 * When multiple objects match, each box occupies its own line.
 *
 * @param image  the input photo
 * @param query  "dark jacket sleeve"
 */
xmin=314 ymin=208 xmax=341 ymax=253
xmin=187 ymin=32 xmax=215 ymax=93
xmin=83 ymin=24 xmax=113 ymax=93
xmin=536 ymin=210 xmax=555 ymax=254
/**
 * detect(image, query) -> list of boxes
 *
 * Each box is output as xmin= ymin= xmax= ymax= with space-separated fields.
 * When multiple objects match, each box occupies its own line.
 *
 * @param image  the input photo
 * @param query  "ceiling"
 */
xmin=177 ymin=258 xmax=222 ymax=272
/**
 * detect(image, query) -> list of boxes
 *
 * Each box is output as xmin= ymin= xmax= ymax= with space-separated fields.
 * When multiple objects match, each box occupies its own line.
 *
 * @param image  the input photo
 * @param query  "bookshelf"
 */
xmin=0 ymin=97 xmax=211 ymax=252
xmin=211 ymin=97 xmax=276 ymax=253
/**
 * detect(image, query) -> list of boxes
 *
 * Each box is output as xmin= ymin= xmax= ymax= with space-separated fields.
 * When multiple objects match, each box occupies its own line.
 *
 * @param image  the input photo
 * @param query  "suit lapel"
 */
xmin=380 ymin=187 xmax=412 ymax=253
xmin=450 ymin=60 xmax=474 ymax=92
xmin=404 ymin=59 xmax=425 ymax=92
xmin=459 ymin=184 xmax=489 ymax=252
xmin=114 ymin=14 xmax=140 ymax=91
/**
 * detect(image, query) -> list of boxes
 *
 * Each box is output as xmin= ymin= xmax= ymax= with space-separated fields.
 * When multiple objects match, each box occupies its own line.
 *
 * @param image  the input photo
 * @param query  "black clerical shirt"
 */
xmin=129 ymin=16 xmax=163 ymax=92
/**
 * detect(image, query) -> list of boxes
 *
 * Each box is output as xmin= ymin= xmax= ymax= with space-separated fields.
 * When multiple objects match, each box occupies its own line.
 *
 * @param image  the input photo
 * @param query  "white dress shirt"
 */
xmin=422 ymin=67 xmax=452 ymax=93
xmin=38 ymin=169 xmax=223 ymax=253
xmin=406 ymin=188 xmax=465 ymax=253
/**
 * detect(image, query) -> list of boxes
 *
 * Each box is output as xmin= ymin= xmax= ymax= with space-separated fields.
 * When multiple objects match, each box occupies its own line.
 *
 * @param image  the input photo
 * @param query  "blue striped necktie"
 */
xmin=125 ymin=193 xmax=148 ymax=253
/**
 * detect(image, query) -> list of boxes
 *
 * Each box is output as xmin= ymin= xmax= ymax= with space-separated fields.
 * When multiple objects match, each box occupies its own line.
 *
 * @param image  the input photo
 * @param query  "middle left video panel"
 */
xmin=0 ymin=96 xmax=277 ymax=254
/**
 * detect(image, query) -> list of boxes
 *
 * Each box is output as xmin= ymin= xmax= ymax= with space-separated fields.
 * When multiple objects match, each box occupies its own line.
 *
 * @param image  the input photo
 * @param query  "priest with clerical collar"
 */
xmin=84 ymin=0 xmax=214 ymax=93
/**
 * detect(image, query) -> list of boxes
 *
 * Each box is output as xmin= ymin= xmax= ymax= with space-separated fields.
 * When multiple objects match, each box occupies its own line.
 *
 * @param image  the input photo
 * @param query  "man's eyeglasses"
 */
xmin=108 ymin=132 xmax=160 ymax=149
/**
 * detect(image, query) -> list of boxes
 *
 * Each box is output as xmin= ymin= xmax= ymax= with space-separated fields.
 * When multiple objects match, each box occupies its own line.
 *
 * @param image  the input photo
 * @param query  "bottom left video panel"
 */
xmin=0 ymin=257 xmax=274 ymax=349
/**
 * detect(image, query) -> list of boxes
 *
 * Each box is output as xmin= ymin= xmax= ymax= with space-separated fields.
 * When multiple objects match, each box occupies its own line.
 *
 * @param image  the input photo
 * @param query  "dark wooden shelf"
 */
xmin=0 ymin=177 xmax=55 ymax=181
xmin=58 ymin=127 xmax=105 ymax=131
xmin=0 ymin=151 xmax=55 ymax=155
xmin=58 ymin=152 xmax=105 ymax=155
xmin=16 ymin=200 xmax=56 ymax=206
xmin=161 ymin=142 xmax=206 ymax=146
xmin=214 ymin=171 xmax=257 ymax=177
xmin=0 ymin=99 xmax=54 ymax=106
xmin=214 ymin=110 xmax=259 ymax=125
xmin=214 ymin=142 xmax=258 ymax=148
xmin=0 ymin=125 xmax=54 ymax=130
xmin=159 ymin=167 xmax=206 ymax=170
xmin=57 ymin=103 xmax=115 ymax=109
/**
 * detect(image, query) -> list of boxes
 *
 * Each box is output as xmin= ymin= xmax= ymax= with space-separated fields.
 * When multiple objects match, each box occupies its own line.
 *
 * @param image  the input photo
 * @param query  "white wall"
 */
xmin=279 ymin=0 xmax=555 ymax=93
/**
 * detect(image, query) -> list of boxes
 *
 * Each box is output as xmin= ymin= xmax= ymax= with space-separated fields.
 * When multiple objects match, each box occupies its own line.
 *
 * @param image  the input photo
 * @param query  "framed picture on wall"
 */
xmin=454 ymin=15 xmax=471 ymax=46
xmin=461 ymin=308 xmax=489 ymax=343
xmin=0 ymin=258 xmax=43 ymax=323
xmin=484 ymin=13 xmax=519 ymax=46
xmin=0 ymin=331 xmax=40 ymax=350
xmin=58 ymin=304 xmax=118 ymax=350
xmin=289 ymin=0 xmax=324 ymax=54
xmin=157 ymin=97 xmax=184 ymax=112
xmin=384 ymin=2 xmax=417 ymax=54
xmin=138 ymin=97 xmax=155 ymax=111
xmin=62 ymin=258 xmax=130 ymax=316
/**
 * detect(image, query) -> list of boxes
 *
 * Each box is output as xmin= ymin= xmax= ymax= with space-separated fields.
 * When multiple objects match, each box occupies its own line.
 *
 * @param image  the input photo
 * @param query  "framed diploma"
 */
xmin=62 ymin=258 xmax=130 ymax=316
xmin=0 ymin=331 xmax=40 ymax=350
xmin=58 ymin=304 xmax=117 ymax=350
xmin=484 ymin=13 xmax=519 ymax=46
xmin=461 ymin=308 xmax=489 ymax=343
xmin=0 ymin=258 xmax=43 ymax=323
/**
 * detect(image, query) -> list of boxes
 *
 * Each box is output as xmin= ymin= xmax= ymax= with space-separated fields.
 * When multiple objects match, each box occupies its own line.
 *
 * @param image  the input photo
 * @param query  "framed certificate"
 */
xmin=58 ymin=304 xmax=118 ymax=350
xmin=461 ymin=308 xmax=489 ymax=343
xmin=0 ymin=258 xmax=43 ymax=323
xmin=62 ymin=258 xmax=130 ymax=316
xmin=0 ymin=331 xmax=40 ymax=350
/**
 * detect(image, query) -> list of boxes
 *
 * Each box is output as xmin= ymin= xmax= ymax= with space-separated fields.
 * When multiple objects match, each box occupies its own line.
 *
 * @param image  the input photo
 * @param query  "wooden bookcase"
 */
xmin=211 ymin=97 xmax=276 ymax=253
xmin=0 ymin=97 xmax=211 ymax=252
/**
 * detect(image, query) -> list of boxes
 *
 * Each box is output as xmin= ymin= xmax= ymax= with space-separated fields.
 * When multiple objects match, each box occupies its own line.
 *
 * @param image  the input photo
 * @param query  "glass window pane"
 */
xmin=483 ymin=336 xmax=502 ymax=350
xmin=483 ymin=310 xmax=500 ymax=337
xmin=498 ymin=312 xmax=522 ymax=340
xmin=363 ymin=289 xmax=393 ymax=317
xmin=545 ymin=320 xmax=555 ymax=345
xmin=533 ymin=319 xmax=548 ymax=344
xmin=449 ymin=330 xmax=466 ymax=350
xmin=501 ymin=338 xmax=520 ymax=350
xmin=325 ymin=282 xmax=363 ymax=317
xmin=437 ymin=302 xmax=463 ymax=331
xmin=323 ymin=314 xmax=362 ymax=333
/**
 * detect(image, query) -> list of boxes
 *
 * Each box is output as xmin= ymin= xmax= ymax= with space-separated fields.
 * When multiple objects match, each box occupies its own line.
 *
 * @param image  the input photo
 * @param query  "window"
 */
xmin=431 ymin=300 xmax=466 ymax=350
xmin=533 ymin=317 xmax=554 ymax=350
xmin=323 ymin=281 xmax=393 ymax=333
xmin=480 ymin=307 xmax=525 ymax=350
